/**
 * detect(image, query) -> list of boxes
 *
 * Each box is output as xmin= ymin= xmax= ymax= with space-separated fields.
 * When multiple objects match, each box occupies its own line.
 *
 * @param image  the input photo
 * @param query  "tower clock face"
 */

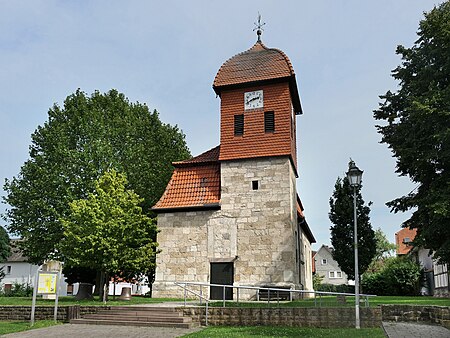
xmin=244 ymin=90 xmax=263 ymax=110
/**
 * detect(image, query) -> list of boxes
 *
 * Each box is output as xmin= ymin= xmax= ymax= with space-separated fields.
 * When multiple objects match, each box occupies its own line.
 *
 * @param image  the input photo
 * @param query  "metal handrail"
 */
xmin=175 ymin=281 xmax=377 ymax=312
xmin=174 ymin=282 xmax=210 ymax=326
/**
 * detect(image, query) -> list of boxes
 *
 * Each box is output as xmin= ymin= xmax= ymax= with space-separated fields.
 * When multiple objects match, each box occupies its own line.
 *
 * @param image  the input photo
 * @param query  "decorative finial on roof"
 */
xmin=253 ymin=12 xmax=266 ymax=42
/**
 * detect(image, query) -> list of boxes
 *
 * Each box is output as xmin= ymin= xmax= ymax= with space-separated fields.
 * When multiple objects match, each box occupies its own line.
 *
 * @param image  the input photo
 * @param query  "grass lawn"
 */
xmin=0 ymin=320 xmax=61 ymax=335
xmin=368 ymin=296 xmax=450 ymax=307
xmin=0 ymin=295 xmax=448 ymax=309
xmin=182 ymin=326 xmax=385 ymax=337
xmin=0 ymin=296 xmax=184 ymax=306
xmin=208 ymin=295 xmax=450 ymax=308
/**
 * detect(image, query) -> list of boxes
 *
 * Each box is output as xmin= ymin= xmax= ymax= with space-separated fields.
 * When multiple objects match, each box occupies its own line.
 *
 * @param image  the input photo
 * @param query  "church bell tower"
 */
xmin=152 ymin=18 xmax=315 ymax=299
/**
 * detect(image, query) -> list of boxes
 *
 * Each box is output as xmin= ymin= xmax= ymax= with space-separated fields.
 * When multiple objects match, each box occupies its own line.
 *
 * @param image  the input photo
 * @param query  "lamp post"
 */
xmin=347 ymin=160 xmax=363 ymax=329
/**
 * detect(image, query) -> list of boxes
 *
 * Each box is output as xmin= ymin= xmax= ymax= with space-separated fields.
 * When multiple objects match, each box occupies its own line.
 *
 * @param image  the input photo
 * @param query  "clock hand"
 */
xmin=246 ymin=96 xmax=259 ymax=104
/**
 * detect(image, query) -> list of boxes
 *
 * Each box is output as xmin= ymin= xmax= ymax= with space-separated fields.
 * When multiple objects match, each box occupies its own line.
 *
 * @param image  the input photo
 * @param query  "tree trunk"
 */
xmin=102 ymin=271 xmax=110 ymax=303
xmin=147 ymin=269 xmax=155 ymax=298
xmin=94 ymin=270 xmax=102 ymax=296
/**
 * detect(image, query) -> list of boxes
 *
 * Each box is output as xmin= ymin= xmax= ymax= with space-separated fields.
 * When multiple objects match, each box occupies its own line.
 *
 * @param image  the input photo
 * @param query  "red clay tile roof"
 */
xmin=213 ymin=41 xmax=294 ymax=88
xmin=152 ymin=147 xmax=221 ymax=211
xmin=173 ymin=145 xmax=220 ymax=166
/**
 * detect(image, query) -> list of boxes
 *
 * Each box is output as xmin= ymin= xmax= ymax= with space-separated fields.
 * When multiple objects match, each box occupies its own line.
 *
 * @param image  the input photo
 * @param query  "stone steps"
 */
xmin=70 ymin=306 xmax=197 ymax=328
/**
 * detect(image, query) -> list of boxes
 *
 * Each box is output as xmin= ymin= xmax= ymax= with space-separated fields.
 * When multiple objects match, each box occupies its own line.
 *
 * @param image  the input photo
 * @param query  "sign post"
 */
xmin=30 ymin=269 xmax=59 ymax=326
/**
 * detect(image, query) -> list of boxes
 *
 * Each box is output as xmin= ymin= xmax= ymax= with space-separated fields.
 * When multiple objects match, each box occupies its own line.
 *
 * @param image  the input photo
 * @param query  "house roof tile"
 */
xmin=173 ymin=145 xmax=220 ymax=166
xmin=153 ymin=147 xmax=221 ymax=211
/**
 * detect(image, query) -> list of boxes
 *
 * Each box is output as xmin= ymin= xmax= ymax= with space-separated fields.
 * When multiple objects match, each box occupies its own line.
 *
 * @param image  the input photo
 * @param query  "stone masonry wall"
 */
xmin=181 ymin=307 xmax=382 ymax=328
xmin=153 ymin=156 xmax=301 ymax=299
xmin=0 ymin=305 xmax=107 ymax=321
xmin=382 ymin=305 xmax=450 ymax=328
xmin=153 ymin=209 xmax=219 ymax=298
xmin=221 ymin=157 xmax=298 ymax=293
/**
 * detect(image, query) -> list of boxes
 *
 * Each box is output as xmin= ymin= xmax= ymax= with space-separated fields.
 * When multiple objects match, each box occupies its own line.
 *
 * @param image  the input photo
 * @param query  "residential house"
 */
xmin=1 ymin=240 xmax=70 ymax=296
xmin=313 ymin=245 xmax=348 ymax=286
xmin=395 ymin=228 xmax=449 ymax=297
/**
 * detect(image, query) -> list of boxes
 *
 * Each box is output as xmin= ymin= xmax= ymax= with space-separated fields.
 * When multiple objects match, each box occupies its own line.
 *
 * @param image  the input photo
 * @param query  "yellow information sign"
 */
xmin=37 ymin=273 xmax=58 ymax=294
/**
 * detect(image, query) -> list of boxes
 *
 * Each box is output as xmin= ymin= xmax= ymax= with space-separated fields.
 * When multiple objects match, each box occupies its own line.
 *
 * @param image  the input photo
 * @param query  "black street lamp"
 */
xmin=347 ymin=160 xmax=363 ymax=329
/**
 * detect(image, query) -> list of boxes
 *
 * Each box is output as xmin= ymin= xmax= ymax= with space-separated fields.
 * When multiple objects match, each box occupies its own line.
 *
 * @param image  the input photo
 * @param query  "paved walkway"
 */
xmin=4 ymin=319 xmax=449 ymax=337
xmin=1 ymin=324 xmax=203 ymax=338
xmin=382 ymin=321 xmax=450 ymax=338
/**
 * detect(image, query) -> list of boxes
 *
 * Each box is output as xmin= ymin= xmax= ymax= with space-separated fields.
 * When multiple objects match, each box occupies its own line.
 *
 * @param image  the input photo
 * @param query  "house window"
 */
xmin=403 ymin=237 xmax=411 ymax=243
xmin=6 ymin=266 xmax=11 ymax=274
xmin=321 ymin=259 xmax=327 ymax=265
xmin=264 ymin=111 xmax=275 ymax=133
xmin=252 ymin=180 xmax=259 ymax=190
xmin=234 ymin=114 xmax=244 ymax=136
xmin=329 ymin=271 xmax=343 ymax=279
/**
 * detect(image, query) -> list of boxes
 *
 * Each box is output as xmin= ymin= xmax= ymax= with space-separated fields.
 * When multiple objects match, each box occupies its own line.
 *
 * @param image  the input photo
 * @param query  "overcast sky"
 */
xmin=0 ymin=1 xmax=442 ymax=250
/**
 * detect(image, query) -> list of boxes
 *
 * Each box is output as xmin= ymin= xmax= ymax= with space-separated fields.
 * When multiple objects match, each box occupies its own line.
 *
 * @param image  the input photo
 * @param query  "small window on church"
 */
xmin=264 ymin=111 xmax=275 ymax=133
xmin=252 ymin=180 xmax=259 ymax=190
xmin=200 ymin=177 xmax=207 ymax=187
xmin=234 ymin=114 xmax=244 ymax=136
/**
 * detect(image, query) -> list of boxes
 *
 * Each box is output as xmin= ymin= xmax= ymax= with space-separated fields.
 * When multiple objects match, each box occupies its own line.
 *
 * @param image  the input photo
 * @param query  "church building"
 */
xmin=152 ymin=28 xmax=315 ymax=299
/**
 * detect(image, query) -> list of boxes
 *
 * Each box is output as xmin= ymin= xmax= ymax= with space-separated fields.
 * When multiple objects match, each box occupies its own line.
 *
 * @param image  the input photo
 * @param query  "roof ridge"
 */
xmin=173 ymin=145 xmax=220 ymax=166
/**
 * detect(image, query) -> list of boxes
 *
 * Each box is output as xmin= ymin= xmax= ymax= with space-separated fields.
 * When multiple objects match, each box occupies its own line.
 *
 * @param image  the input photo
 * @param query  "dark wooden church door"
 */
xmin=210 ymin=262 xmax=234 ymax=300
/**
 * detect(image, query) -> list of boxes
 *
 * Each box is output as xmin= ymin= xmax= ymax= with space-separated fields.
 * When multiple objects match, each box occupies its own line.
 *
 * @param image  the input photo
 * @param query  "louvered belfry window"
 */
xmin=234 ymin=114 xmax=244 ymax=136
xmin=264 ymin=111 xmax=275 ymax=133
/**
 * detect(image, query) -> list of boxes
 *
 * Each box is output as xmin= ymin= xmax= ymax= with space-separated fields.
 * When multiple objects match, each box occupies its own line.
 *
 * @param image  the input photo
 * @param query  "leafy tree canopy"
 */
xmin=329 ymin=176 xmax=376 ymax=280
xmin=373 ymin=228 xmax=396 ymax=261
xmin=373 ymin=2 xmax=450 ymax=263
xmin=0 ymin=226 xmax=10 ymax=283
xmin=3 ymin=89 xmax=190 ymax=263
xmin=366 ymin=228 xmax=396 ymax=273
xmin=0 ymin=226 xmax=10 ymax=262
xmin=61 ymin=170 xmax=158 ymax=289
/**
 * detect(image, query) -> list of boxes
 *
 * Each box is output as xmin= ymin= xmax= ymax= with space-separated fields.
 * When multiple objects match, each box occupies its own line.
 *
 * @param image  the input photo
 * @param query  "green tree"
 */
xmin=3 ymin=89 xmax=190 ymax=264
xmin=373 ymin=228 xmax=396 ymax=261
xmin=312 ymin=273 xmax=324 ymax=291
xmin=373 ymin=2 xmax=450 ymax=263
xmin=0 ymin=226 xmax=10 ymax=282
xmin=329 ymin=176 xmax=376 ymax=280
xmin=366 ymin=229 xmax=396 ymax=273
xmin=61 ymin=170 xmax=158 ymax=302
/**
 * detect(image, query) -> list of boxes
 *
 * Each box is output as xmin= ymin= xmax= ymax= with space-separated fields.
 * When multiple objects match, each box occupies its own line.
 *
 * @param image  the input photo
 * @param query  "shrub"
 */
xmin=361 ymin=272 xmax=388 ymax=295
xmin=1 ymin=282 xmax=33 ymax=297
xmin=313 ymin=274 xmax=324 ymax=290
xmin=361 ymin=256 xmax=421 ymax=296
xmin=315 ymin=283 xmax=354 ymax=294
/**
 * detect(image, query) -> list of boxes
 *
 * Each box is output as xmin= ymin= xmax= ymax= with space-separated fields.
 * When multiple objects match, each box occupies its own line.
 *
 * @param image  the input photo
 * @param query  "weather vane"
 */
xmin=253 ymin=12 xmax=266 ymax=42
